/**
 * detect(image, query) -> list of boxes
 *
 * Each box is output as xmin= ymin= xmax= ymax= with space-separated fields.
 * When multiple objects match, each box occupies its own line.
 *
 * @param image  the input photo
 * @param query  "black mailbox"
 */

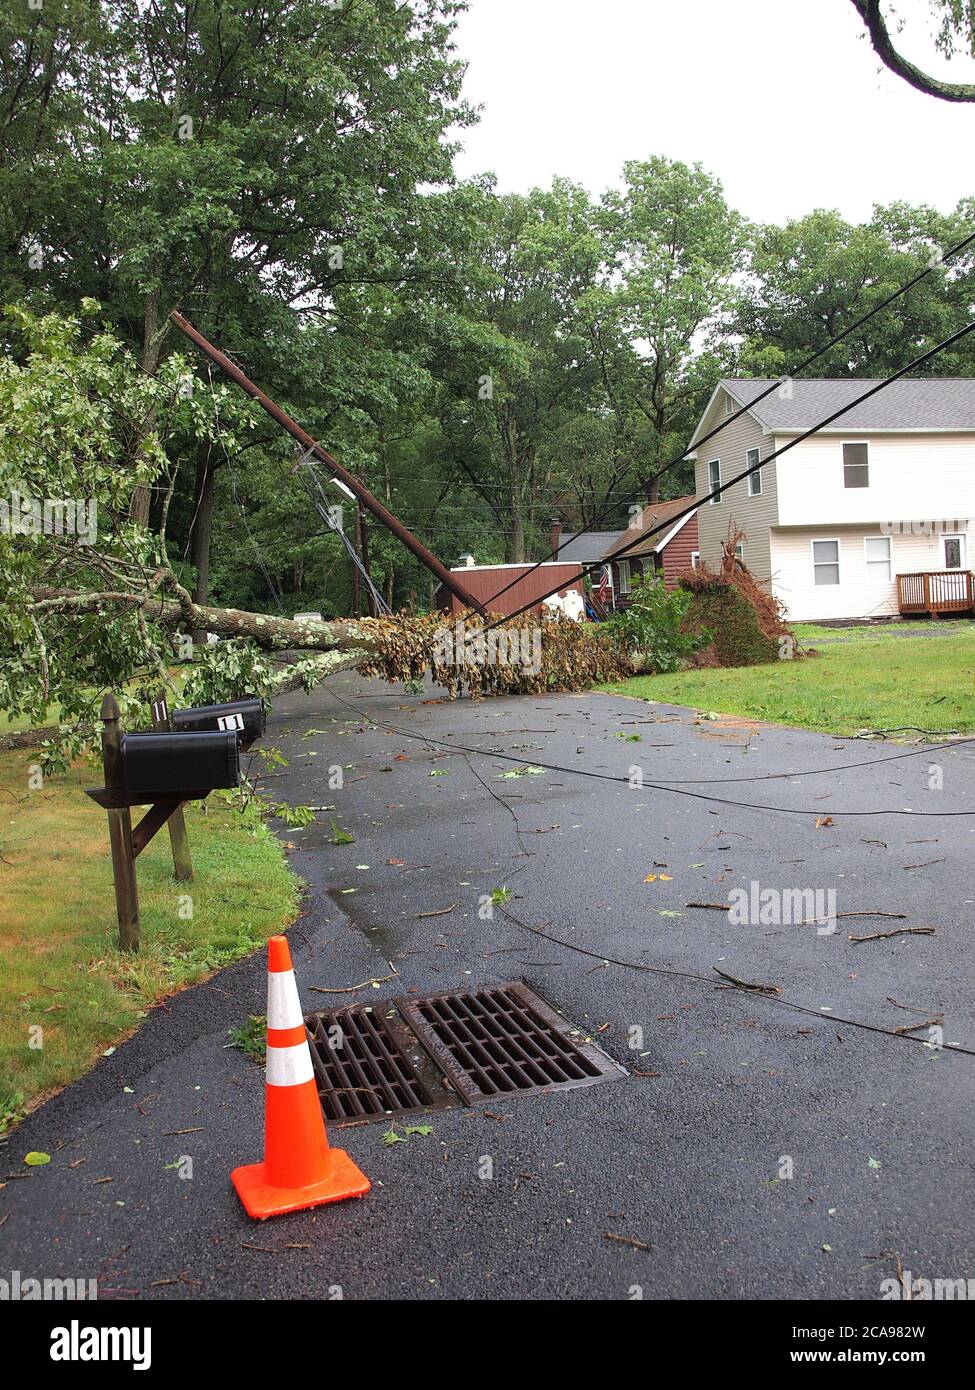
xmin=119 ymin=731 xmax=240 ymax=798
xmin=171 ymin=697 xmax=265 ymax=750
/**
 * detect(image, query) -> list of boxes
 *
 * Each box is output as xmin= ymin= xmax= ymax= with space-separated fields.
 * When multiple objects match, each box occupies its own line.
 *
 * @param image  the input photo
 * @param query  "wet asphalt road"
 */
xmin=2 ymin=674 xmax=975 ymax=1300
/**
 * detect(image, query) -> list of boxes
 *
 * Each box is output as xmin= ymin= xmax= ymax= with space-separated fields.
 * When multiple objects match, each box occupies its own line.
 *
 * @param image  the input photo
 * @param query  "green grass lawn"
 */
xmin=0 ymin=750 xmax=299 ymax=1132
xmin=793 ymin=619 xmax=975 ymax=643
xmin=601 ymin=629 xmax=975 ymax=736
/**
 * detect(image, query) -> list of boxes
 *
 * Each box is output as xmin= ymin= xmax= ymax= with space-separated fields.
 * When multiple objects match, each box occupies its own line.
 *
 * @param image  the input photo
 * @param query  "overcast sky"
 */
xmin=451 ymin=0 xmax=975 ymax=225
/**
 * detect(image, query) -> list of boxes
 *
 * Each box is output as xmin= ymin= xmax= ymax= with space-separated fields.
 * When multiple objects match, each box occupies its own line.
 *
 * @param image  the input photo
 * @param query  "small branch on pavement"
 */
xmin=713 ymin=967 xmax=780 ymax=995
xmin=848 ymin=927 xmax=936 ymax=943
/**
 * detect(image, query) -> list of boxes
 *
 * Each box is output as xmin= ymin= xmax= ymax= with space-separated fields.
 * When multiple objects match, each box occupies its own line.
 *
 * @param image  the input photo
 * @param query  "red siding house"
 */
xmin=599 ymin=497 xmax=699 ymax=607
xmin=435 ymin=561 xmax=584 ymax=617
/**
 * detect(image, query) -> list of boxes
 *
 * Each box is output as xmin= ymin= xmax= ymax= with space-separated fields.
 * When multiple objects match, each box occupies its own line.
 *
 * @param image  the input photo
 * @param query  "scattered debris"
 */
xmin=848 ymin=927 xmax=936 ymax=943
xmin=713 ymin=967 xmax=780 ymax=995
xmin=604 ymin=1231 xmax=651 ymax=1251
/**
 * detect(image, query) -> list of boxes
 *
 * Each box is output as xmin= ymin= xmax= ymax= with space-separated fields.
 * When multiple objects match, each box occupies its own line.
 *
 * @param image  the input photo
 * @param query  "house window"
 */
xmin=864 ymin=535 xmax=892 ymax=583
xmin=943 ymin=535 xmax=966 ymax=569
xmin=708 ymin=459 xmax=722 ymax=503
xmin=813 ymin=539 xmax=840 ymax=585
xmin=843 ymin=442 xmax=869 ymax=488
xmin=746 ymin=447 xmax=762 ymax=496
xmin=691 ymin=551 xmax=701 ymax=570
xmin=725 ymin=394 xmax=735 ymax=415
xmin=617 ymin=558 xmax=631 ymax=594
xmin=734 ymin=542 xmax=745 ymax=562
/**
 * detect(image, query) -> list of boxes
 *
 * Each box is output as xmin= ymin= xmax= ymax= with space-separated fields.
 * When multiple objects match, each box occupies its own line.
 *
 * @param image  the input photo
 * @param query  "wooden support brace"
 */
xmin=131 ymin=802 xmax=182 ymax=858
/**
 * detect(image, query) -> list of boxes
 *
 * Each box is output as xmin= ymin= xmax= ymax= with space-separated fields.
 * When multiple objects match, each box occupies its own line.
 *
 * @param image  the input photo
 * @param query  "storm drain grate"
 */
xmin=306 ymin=1004 xmax=460 ymax=1124
xmin=306 ymin=981 xmax=623 ymax=1124
xmin=394 ymin=981 xmax=624 ymax=1104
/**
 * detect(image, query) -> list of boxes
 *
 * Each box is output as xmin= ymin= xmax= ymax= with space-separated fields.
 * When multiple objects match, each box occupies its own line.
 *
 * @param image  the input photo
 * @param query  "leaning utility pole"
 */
xmin=169 ymin=312 xmax=483 ymax=614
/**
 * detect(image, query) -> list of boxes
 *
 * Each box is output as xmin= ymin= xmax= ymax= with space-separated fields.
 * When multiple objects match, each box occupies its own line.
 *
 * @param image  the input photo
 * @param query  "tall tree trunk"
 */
xmin=190 ymin=451 xmax=215 ymax=643
xmin=508 ymin=500 xmax=525 ymax=563
xmin=130 ymin=288 xmax=164 ymax=527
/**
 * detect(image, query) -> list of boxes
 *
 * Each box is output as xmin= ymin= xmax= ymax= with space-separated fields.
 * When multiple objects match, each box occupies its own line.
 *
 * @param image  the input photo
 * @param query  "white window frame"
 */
xmin=746 ymin=447 xmax=762 ymax=496
xmin=707 ymin=459 xmax=722 ymax=504
xmin=690 ymin=551 xmax=701 ymax=570
xmin=617 ymin=558 xmax=631 ymax=594
xmin=725 ymin=394 xmax=735 ymax=415
xmin=864 ymin=534 xmax=892 ymax=584
xmin=842 ymin=440 xmax=870 ymax=489
xmin=812 ymin=537 xmax=841 ymax=587
xmin=942 ymin=534 xmax=967 ymax=570
xmin=734 ymin=542 xmax=745 ymax=562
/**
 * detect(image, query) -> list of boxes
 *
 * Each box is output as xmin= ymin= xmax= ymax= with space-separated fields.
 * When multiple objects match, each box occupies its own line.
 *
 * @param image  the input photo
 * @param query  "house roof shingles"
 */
xmin=601 ymin=496 xmax=697 ymax=561
xmin=557 ymin=529 xmax=626 ymax=563
xmin=721 ymin=377 xmax=975 ymax=433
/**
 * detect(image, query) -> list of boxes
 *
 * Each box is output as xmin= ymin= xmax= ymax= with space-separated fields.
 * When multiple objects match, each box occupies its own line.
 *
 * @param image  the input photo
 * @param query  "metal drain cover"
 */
xmin=307 ymin=982 xmax=623 ymax=1124
xmin=395 ymin=982 xmax=624 ymax=1103
xmin=306 ymin=1003 xmax=460 ymax=1124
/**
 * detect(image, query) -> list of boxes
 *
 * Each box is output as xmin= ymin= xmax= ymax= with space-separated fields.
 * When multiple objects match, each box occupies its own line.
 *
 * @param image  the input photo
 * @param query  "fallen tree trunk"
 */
xmin=31 ymin=585 xmax=379 ymax=654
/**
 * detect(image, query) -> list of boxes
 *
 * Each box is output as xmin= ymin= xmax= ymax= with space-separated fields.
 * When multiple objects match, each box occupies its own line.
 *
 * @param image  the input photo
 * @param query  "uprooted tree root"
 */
xmin=678 ymin=528 xmax=801 ymax=667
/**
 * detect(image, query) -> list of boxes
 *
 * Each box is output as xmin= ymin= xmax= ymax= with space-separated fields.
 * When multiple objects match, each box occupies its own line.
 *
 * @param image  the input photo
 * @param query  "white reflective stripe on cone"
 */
xmin=266 ymin=1040 xmax=315 ymax=1088
xmin=267 ymin=969 xmax=303 ymax=1031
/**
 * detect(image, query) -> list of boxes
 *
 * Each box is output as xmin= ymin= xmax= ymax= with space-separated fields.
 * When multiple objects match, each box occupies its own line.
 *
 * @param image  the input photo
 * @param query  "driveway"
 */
xmin=3 ymin=674 xmax=974 ymax=1300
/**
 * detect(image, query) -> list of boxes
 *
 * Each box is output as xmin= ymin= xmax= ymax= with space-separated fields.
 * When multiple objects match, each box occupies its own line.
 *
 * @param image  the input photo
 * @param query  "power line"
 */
xmin=480 ymin=223 xmax=975 ymax=610
xmin=472 ymin=318 xmax=975 ymax=641
xmin=322 ymin=683 xmax=975 ymax=818
xmin=319 ymin=682 xmax=975 ymax=1059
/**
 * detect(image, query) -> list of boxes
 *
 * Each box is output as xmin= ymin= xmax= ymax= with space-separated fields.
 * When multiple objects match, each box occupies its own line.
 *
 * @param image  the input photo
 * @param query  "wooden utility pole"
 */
xmin=151 ymin=690 xmax=193 ymax=882
xmin=100 ymin=693 xmax=140 ymax=952
xmin=169 ymin=311 xmax=484 ymax=614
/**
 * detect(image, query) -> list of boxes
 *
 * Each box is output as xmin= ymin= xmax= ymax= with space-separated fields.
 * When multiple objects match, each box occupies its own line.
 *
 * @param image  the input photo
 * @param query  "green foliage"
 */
xmin=4 ymin=2 xmax=975 ymax=715
xmin=226 ymin=1015 xmax=267 ymax=1064
xmin=179 ymin=641 xmax=277 ymax=708
xmin=735 ymin=205 xmax=975 ymax=378
xmin=603 ymin=574 xmax=710 ymax=674
xmin=0 ymin=304 xmax=245 ymax=741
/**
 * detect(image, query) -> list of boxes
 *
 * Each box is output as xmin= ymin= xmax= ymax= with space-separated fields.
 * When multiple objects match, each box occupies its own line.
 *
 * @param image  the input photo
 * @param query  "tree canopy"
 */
xmin=2 ymin=0 xmax=974 ymax=738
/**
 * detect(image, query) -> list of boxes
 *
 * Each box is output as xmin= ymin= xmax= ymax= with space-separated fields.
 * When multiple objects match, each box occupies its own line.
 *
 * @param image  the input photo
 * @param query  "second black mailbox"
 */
xmin=171 ymin=697 xmax=265 ymax=750
xmin=119 ymin=731 xmax=240 ymax=799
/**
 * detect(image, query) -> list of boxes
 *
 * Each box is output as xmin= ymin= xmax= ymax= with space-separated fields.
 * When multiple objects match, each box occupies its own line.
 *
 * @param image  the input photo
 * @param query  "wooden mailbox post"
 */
xmin=87 ymin=693 xmax=239 ymax=952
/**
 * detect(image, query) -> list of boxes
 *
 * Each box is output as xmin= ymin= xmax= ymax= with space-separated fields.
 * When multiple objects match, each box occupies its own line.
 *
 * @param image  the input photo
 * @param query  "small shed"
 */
xmin=436 ymin=561 xmax=584 ymax=618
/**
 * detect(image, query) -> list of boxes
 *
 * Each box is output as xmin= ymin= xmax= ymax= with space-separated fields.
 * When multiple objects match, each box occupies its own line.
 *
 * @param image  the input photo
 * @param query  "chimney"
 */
xmin=549 ymin=516 xmax=562 ymax=561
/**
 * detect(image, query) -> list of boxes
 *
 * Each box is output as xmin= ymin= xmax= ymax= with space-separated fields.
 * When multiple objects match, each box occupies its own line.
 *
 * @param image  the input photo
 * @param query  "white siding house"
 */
xmin=689 ymin=379 xmax=975 ymax=621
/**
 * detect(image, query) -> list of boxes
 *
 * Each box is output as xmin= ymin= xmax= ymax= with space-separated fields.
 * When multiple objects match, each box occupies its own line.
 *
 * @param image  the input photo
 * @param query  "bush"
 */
xmin=603 ymin=573 xmax=711 ymax=674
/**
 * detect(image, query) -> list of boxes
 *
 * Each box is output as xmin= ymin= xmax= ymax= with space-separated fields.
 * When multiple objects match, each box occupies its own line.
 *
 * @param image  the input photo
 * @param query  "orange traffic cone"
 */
xmin=231 ymin=936 xmax=371 ymax=1219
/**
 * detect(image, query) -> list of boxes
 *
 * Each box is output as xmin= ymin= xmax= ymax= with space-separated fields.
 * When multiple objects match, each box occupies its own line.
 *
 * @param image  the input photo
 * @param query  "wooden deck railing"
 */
xmin=896 ymin=570 xmax=974 ymax=615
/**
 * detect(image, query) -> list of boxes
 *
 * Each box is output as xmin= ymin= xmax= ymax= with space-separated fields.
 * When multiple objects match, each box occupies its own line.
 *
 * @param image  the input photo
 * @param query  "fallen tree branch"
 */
xmin=848 ymin=926 xmax=936 ymax=943
xmin=712 ymin=967 xmax=780 ymax=995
